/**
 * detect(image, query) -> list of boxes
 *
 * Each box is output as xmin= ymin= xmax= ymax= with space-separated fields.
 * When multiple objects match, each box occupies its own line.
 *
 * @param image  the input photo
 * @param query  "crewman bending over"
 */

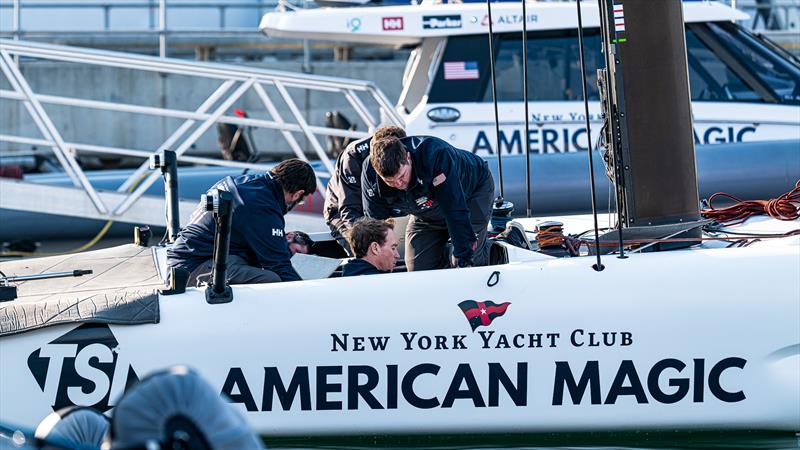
xmin=324 ymin=125 xmax=406 ymax=256
xmin=341 ymin=217 xmax=400 ymax=276
xmin=167 ymin=159 xmax=316 ymax=286
xmin=363 ymin=136 xmax=494 ymax=271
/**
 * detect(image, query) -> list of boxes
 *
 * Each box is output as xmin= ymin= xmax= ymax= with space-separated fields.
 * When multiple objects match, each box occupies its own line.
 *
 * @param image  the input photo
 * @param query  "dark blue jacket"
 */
xmin=323 ymin=136 xmax=372 ymax=235
xmin=166 ymin=173 xmax=301 ymax=282
xmin=362 ymin=136 xmax=491 ymax=259
xmin=341 ymin=259 xmax=385 ymax=276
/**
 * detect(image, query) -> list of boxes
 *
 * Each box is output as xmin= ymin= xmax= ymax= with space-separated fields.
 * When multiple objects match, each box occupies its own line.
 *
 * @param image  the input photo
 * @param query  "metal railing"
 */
xmin=0 ymin=38 xmax=403 ymax=222
xmin=0 ymin=0 xmax=302 ymax=57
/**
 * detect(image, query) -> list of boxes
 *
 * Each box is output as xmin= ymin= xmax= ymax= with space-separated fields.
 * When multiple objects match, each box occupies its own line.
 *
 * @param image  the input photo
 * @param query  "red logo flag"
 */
xmin=458 ymin=300 xmax=511 ymax=332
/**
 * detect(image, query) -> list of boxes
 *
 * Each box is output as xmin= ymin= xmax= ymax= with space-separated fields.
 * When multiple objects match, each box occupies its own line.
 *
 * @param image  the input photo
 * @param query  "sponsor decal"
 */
xmin=382 ymin=16 xmax=404 ymax=31
xmin=458 ymin=300 xmax=510 ymax=331
xmin=613 ymin=2 xmax=627 ymax=43
xmin=471 ymin=124 xmax=759 ymax=155
xmin=415 ymin=196 xmax=434 ymax=209
xmin=272 ymin=228 xmax=284 ymax=237
xmin=347 ymin=17 xmax=362 ymax=32
xmin=219 ymin=304 xmax=748 ymax=412
xmin=427 ymin=106 xmax=461 ymax=123
xmin=27 ymin=323 xmax=139 ymax=412
xmin=444 ymin=61 xmax=479 ymax=80
xmin=478 ymin=13 xmax=538 ymax=26
xmin=422 ymin=14 xmax=462 ymax=30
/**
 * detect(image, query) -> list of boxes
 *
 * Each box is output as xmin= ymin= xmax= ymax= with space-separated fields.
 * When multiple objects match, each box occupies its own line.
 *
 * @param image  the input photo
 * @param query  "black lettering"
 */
xmin=401 ymin=332 xmax=417 ymax=350
xmin=736 ymin=126 xmax=756 ymax=141
xmin=442 ymin=364 xmax=486 ymax=408
xmin=262 ymin=367 xmax=311 ymax=411
xmin=572 ymin=128 xmax=588 ymax=151
xmin=621 ymin=332 xmax=632 ymax=346
xmin=473 ymin=131 xmax=494 ymax=154
xmin=588 ymin=332 xmax=600 ymax=347
xmin=478 ymin=331 xmax=494 ymax=349
xmin=347 ymin=365 xmax=383 ymax=410
xmin=331 ymin=333 xmax=348 ymax=352
xmin=401 ymin=363 xmax=440 ymax=409
xmin=221 ymin=368 xmax=257 ymax=412
xmin=513 ymin=334 xmax=525 ymax=348
xmin=542 ymin=129 xmax=559 ymax=153
xmin=489 ymin=362 xmax=527 ymax=407
xmin=553 ymin=361 xmax=601 ymax=405
xmin=529 ymin=333 xmax=542 ymax=348
xmin=452 ymin=335 xmax=467 ymax=350
xmin=418 ymin=336 xmax=432 ymax=350
xmin=353 ymin=337 xmax=365 ymax=351
xmin=605 ymin=360 xmax=648 ymax=404
xmin=387 ymin=364 xmax=398 ymax=409
xmin=693 ymin=358 xmax=704 ymax=402
xmin=647 ymin=359 xmax=689 ymax=404
xmin=602 ymin=332 xmax=616 ymax=346
xmin=499 ymin=130 xmax=521 ymax=155
xmin=495 ymin=334 xmax=511 ymax=349
xmin=570 ymin=329 xmax=585 ymax=347
xmin=435 ymin=335 xmax=448 ymax=350
xmin=369 ymin=336 xmax=390 ymax=351
xmin=316 ymin=366 xmax=343 ymax=410
xmin=704 ymin=126 xmax=724 ymax=144
xmin=708 ymin=357 xmax=746 ymax=402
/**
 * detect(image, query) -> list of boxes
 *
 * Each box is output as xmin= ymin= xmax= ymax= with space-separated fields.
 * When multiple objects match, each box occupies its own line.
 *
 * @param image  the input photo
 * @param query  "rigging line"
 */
xmin=597 ymin=0 xmax=626 ymax=259
xmin=576 ymin=0 xmax=604 ymax=272
xmin=485 ymin=0 xmax=504 ymax=200
xmin=521 ymin=0 xmax=532 ymax=218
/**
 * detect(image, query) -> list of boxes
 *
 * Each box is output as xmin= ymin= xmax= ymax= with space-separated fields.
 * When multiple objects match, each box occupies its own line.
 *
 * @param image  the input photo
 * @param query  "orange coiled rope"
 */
xmin=701 ymin=180 xmax=800 ymax=225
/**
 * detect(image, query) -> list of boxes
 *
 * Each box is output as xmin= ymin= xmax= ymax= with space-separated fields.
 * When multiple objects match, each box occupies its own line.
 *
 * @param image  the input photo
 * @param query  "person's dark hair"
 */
xmin=347 ymin=217 xmax=394 ymax=259
xmin=271 ymin=159 xmax=316 ymax=195
xmin=289 ymin=230 xmax=315 ymax=249
xmin=372 ymin=125 xmax=406 ymax=141
xmin=370 ymin=137 xmax=407 ymax=179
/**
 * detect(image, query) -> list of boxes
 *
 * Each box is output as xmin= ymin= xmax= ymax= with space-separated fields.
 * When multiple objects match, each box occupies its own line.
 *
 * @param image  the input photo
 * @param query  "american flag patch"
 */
xmin=444 ymin=61 xmax=479 ymax=80
xmin=613 ymin=3 xmax=625 ymax=32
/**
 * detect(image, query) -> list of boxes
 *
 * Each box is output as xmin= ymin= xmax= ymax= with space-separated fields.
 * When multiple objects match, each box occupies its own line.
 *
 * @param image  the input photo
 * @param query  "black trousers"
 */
xmin=188 ymin=254 xmax=281 ymax=287
xmin=405 ymin=172 xmax=495 ymax=271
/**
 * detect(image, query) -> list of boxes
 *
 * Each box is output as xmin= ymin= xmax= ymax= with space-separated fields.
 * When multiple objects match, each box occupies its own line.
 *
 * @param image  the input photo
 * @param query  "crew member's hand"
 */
xmin=456 ymin=254 xmax=474 ymax=268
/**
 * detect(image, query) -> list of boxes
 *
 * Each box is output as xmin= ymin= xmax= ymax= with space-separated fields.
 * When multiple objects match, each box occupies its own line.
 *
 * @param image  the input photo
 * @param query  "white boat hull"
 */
xmin=2 ymin=239 xmax=798 ymax=435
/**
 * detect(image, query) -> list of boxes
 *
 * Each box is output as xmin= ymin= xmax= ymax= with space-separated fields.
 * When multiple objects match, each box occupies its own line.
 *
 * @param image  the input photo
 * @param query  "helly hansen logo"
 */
xmin=382 ymin=17 xmax=404 ymax=31
xmin=458 ymin=300 xmax=510 ymax=331
xmin=272 ymin=228 xmax=284 ymax=237
xmin=27 ymin=323 xmax=139 ymax=412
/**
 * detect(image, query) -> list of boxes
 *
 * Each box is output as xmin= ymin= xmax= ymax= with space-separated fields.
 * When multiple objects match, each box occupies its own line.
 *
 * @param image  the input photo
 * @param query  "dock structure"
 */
xmin=0 ymin=39 xmax=402 ymax=229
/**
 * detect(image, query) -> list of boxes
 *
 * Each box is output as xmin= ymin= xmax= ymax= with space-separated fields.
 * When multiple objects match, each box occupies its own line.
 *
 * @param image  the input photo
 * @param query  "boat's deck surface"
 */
xmin=0 ymin=244 xmax=161 ymax=336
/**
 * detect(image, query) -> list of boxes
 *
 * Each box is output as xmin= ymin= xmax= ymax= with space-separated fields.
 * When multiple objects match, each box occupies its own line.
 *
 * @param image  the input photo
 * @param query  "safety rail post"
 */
xmin=204 ymin=189 xmax=234 ymax=304
xmin=149 ymin=149 xmax=181 ymax=243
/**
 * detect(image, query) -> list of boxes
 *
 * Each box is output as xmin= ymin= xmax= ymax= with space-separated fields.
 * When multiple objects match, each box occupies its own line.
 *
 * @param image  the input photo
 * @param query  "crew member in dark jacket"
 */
xmin=341 ymin=217 xmax=399 ymax=276
xmin=324 ymin=125 xmax=406 ymax=256
xmin=167 ymin=159 xmax=316 ymax=286
xmin=363 ymin=136 xmax=494 ymax=271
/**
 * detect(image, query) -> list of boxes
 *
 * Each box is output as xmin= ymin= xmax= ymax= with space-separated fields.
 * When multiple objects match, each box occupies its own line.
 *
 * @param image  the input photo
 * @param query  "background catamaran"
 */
xmin=260 ymin=0 xmax=800 ymax=155
xmin=0 ymin=0 xmax=798 ymax=444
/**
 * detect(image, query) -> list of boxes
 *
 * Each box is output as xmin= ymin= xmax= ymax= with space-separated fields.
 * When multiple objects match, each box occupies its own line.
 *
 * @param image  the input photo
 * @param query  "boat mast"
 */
xmin=594 ymin=0 xmax=703 ymax=253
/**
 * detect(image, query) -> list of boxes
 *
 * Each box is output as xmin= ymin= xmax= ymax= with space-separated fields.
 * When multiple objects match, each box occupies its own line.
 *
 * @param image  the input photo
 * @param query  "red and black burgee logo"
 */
xmin=458 ymin=300 xmax=511 ymax=332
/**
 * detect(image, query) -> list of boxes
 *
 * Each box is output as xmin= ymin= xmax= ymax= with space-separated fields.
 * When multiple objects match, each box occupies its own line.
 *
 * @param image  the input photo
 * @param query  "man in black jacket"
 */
xmin=167 ymin=159 xmax=316 ymax=286
xmin=324 ymin=125 xmax=406 ymax=256
xmin=341 ymin=217 xmax=399 ymax=276
xmin=363 ymin=136 xmax=494 ymax=271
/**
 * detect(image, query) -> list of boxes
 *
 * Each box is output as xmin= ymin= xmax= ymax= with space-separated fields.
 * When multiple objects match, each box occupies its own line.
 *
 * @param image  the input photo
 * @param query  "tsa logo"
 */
xmin=27 ymin=323 xmax=139 ymax=412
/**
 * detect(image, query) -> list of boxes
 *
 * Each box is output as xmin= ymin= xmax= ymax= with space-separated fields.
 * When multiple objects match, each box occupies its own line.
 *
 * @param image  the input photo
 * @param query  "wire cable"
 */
xmin=701 ymin=180 xmax=800 ymax=225
xmin=576 ymin=0 xmax=604 ymax=272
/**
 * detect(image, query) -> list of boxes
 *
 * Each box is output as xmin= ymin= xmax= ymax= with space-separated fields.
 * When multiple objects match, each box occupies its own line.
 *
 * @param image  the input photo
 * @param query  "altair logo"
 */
xmin=27 ymin=323 xmax=139 ymax=412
